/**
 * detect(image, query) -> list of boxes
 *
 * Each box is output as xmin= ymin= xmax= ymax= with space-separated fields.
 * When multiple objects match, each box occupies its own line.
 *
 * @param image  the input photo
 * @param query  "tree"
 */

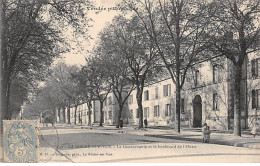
xmin=206 ymin=0 xmax=260 ymax=136
xmin=95 ymin=38 xmax=135 ymax=128
xmin=51 ymin=62 xmax=81 ymax=125
xmin=97 ymin=15 xmax=160 ymax=128
xmin=76 ymin=65 xmax=96 ymax=126
xmin=122 ymin=0 xmax=211 ymax=132
xmin=0 ymin=0 xmax=91 ymax=134
xmin=8 ymin=76 xmax=32 ymax=119
xmin=85 ymin=56 xmax=111 ymax=127
xmin=22 ymin=85 xmax=57 ymax=121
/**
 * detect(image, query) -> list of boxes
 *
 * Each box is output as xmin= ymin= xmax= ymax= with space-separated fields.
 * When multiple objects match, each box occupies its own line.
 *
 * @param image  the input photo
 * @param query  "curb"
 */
xmin=144 ymin=134 xmax=260 ymax=149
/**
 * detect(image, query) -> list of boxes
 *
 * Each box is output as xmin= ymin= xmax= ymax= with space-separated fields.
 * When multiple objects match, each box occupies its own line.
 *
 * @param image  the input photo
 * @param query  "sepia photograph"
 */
xmin=0 ymin=0 xmax=259 ymax=163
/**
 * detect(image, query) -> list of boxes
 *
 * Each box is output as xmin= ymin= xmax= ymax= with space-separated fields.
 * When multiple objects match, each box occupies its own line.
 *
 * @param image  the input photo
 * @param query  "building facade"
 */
xmin=57 ymin=54 xmax=260 ymax=130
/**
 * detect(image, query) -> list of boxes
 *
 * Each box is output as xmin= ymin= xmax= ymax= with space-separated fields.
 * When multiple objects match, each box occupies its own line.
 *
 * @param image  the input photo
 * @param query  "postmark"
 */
xmin=3 ymin=120 xmax=39 ymax=163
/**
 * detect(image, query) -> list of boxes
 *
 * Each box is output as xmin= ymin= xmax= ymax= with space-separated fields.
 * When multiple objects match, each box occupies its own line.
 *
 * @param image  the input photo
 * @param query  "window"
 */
xmin=165 ymin=104 xmax=171 ymax=116
xmin=108 ymin=96 xmax=112 ymax=105
xmin=136 ymin=109 xmax=139 ymax=118
xmin=154 ymin=105 xmax=160 ymax=117
xmin=155 ymin=87 xmax=159 ymax=99
xmin=144 ymin=90 xmax=149 ymax=101
xmin=144 ymin=107 xmax=149 ymax=118
xmin=163 ymin=84 xmax=171 ymax=97
xmin=195 ymin=70 xmax=199 ymax=86
xmin=181 ymin=98 xmax=185 ymax=114
xmin=128 ymin=95 xmax=133 ymax=104
xmin=251 ymin=59 xmax=259 ymax=78
xmin=213 ymin=93 xmax=218 ymax=111
xmin=252 ymin=89 xmax=260 ymax=109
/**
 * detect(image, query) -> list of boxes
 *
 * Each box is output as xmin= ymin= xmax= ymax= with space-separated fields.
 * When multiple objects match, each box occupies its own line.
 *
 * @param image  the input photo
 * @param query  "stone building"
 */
xmin=58 ymin=54 xmax=260 ymax=130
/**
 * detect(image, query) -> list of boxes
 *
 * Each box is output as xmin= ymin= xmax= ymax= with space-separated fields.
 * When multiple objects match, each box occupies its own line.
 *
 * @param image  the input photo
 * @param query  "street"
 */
xmin=39 ymin=126 xmax=260 ymax=163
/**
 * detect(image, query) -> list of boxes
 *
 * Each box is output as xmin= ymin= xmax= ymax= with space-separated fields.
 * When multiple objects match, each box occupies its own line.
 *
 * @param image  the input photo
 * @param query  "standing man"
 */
xmin=144 ymin=118 xmax=148 ymax=128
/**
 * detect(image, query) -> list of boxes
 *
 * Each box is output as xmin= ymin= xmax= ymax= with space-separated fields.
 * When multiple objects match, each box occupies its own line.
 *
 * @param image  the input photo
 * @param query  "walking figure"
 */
xmin=144 ymin=118 xmax=148 ymax=128
xmin=120 ymin=120 xmax=123 ymax=128
xmin=251 ymin=123 xmax=258 ymax=137
xmin=202 ymin=123 xmax=211 ymax=143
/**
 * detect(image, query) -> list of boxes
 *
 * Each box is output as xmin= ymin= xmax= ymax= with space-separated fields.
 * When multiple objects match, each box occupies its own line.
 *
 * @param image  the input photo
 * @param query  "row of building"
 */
xmin=55 ymin=53 xmax=260 ymax=130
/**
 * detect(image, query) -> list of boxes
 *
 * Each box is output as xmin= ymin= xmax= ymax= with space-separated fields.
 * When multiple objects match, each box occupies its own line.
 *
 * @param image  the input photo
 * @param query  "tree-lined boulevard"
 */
xmin=0 ymin=0 xmax=259 ymax=142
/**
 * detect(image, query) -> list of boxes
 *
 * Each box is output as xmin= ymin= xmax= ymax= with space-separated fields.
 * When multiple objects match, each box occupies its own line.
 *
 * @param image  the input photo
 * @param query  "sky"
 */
xmin=57 ymin=0 xmax=123 ymax=66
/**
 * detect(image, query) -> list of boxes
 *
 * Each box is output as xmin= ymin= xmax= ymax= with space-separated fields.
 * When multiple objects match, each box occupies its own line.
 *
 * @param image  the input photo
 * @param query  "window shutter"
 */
xmin=252 ymin=90 xmax=256 ymax=109
xmin=257 ymin=90 xmax=259 ymax=109
xmin=168 ymin=84 xmax=171 ymax=96
xmin=154 ymin=106 xmax=157 ymax=117
xmin=165 ymin=104 xmax=168 ymax=116
xmin=155 ymin=87 xmax=158 ymax=99
xmin=158 ymin=106 xmax=160 ymax=117
xmin=256 ymin=59 xmax=259 ymax=77
xmin=252 ymin=60 xmax=256 ymax=77
xmin=163 ymin=85 xmax=166 ymax=96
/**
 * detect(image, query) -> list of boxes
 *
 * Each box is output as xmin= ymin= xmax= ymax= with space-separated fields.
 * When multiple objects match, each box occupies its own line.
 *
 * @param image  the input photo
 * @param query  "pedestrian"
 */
xmin=204 ymin=126 xmax=211 ymax=143
xmin=120 ymin=120 xmax=123 ymax=128
xmin=144 ymin=118 xmax=148 ymax=128
xmin=251 ymin=123 xmax=258 ymax=137
xmin=202 ymin=123 xmax=211 ymax=143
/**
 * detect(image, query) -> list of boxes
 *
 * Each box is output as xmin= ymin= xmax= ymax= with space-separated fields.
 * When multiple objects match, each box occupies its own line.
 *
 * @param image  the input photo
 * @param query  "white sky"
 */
xmin=57 ymin=0 xmax=123 ymax=66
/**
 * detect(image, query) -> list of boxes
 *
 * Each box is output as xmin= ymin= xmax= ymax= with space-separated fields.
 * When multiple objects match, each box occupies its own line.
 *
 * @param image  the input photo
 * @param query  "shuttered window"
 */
xmin=144 ymin=90 xmax=149 ymax=101
xmin=252 ymin=89 xmax=259 ymax=109
xmin=154 ymin=105 xmax=159 ymax=117
xmin=252 ymin=59 xmax=259 ymax=78
xmin=165 ymin=104 xmax=171 ymax=116
xmin=163 ymin=84 xmax=171 ymax=97
xmin=144 ymin=107 xmax=149 ymax=118
xmin=155 ymin=87 xmax=158 ymax=99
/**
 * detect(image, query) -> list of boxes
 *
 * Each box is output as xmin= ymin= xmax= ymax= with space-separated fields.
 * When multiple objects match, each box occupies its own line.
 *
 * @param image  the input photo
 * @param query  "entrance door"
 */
xmin=193 ymin=95 xmax=202 ymax=128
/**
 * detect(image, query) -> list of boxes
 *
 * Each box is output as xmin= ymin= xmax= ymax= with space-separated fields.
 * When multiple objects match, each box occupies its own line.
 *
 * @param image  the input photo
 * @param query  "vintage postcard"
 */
xmin=0 ymin=0 xmax=260 ymax=163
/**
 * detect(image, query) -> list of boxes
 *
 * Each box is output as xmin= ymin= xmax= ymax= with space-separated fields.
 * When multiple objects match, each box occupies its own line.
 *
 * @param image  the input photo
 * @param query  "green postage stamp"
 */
xmin=3 ymin=120 xmax=39 ymax=163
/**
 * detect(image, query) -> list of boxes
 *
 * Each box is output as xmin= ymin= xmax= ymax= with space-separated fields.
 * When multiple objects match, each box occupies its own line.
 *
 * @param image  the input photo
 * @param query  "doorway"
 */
xmin=193 ymin=95 xmax=202 ymax=128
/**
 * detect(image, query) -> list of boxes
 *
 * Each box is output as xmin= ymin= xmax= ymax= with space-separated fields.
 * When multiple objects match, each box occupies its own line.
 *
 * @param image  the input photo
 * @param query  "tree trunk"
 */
xmin=0 ymin=0 xmax=5 ymax=135
xmin=74 ymin=105 xmax=77 ymax=125
xmin=67 ymin=103 xmax=71 ymax=124
xmin=175 ymin=84 xmax=181 ymax=133
xmin=116 ymin=105 xmax=123 ymax=128
xmin=99 ymin=101 xmax=104 ymax=126
xmin=136 ymin=86 xmax=144 ymax=129
xmin=58 ymin=108 xmax=61 ymax=123
xmin=233 ymin=65 xmax=242 ymax=136
xmin=6 ymin=81 xmax=12 ymax=119
xmin=79 ymin=111 xmax=81 ymax=125
xmin=175 ymin=12 xmax=181 ymax=133
xmin=63 ymin=107 xmax=66 ymax=123
xmin=87 ymin=103 xmax=92 ymax=126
